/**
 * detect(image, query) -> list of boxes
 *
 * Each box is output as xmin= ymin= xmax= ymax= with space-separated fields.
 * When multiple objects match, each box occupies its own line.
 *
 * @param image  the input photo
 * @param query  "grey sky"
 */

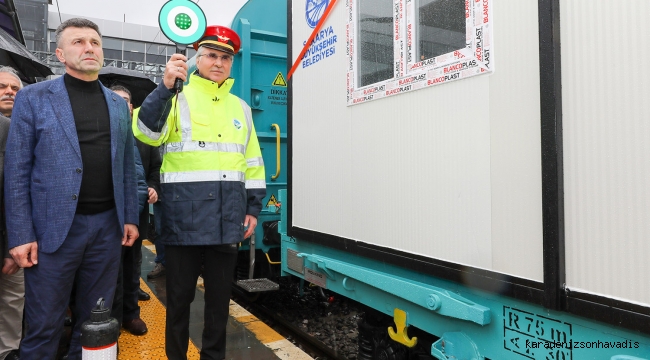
xmin=49 ymin=0 xmax=249 ymax=28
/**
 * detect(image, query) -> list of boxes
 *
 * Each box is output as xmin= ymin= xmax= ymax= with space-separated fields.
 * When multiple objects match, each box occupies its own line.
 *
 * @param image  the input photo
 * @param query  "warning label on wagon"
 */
xmin=266 ymin=194 xmax=279 ymax=207
xmin=272 ymin=72 xmax=287 ymax=87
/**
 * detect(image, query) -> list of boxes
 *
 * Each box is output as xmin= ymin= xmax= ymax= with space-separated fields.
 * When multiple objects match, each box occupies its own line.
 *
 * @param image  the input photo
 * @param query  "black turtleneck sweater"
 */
xmin=64 ymin=73 xmax=114 ymax=214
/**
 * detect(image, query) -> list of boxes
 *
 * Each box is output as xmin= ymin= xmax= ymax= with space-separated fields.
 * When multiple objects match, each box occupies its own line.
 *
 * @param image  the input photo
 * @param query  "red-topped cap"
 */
xmin=192 ymin=25 xmax=241 ymax=55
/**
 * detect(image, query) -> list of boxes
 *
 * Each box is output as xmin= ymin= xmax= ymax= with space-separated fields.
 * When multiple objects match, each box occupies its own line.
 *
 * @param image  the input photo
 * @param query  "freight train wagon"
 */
xmin=228 ymin=0 xmax=289 ymax=291
xmin=184 ymin=0 xmax=289 ymax=290
xmin=279 ymin=0 xmax=650 ymax=359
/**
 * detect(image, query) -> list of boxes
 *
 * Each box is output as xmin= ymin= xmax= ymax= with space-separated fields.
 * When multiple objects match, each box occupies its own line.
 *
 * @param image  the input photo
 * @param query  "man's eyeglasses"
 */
xmin=198 ymin=53 xmax=233 ymax=63
xmin=0 ymin=83 xmax=20 ymax=92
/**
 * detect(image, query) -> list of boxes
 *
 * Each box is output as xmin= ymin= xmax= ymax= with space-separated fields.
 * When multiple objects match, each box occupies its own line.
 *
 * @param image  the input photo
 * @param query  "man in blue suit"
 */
xmin=4 ymin=18 xmax=139 ymax=359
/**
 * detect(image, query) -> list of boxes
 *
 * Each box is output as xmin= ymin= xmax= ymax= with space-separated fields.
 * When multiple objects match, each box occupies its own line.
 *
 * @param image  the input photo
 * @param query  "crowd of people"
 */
xmin=0 ymin=16 xmax=265 ymax=360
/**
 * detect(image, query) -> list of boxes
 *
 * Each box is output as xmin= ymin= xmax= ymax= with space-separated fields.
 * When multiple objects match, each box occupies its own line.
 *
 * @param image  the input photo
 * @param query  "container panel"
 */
xmin=291 ymin=0 xmax=542 ymax=280
xmin=562 ymin=0 xmax=650 ymax=305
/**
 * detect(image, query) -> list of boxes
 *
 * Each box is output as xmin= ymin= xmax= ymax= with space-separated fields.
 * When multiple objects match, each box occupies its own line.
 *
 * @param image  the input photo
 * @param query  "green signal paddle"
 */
xmin=159 ymin=0 xmax=206 ymax=44
xmin=158 ymin=0 xmax=207 ymax=91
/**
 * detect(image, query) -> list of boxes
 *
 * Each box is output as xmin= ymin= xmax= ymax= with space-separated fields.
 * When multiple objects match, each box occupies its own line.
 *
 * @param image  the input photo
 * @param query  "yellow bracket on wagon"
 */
xmin=388 ymin=308 xmax=418 ymax=348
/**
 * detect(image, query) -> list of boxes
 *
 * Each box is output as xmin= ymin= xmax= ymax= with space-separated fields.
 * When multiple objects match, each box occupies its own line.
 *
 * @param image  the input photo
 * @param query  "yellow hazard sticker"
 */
xmin=266 ymin=194 xmax=278 ymax=207
xmin=272 ymin=72 xmax=287 ymax=87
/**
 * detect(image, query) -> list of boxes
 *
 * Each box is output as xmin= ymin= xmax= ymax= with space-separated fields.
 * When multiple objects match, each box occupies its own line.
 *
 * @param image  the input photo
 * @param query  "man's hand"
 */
xmin=148 ymin=187 xmax=158 ymax=204
xmin=244 ymin=215 xmax=257 ymax=239
xmin=163 ymin=53 xmax=188 ymax=90
xmin=122 ymin=224 xmax=139 ymax=246
xmin=2 ymin=257 xmax=20 ymax=275
xmin=9 ymin=241 xmax=38 ymax=268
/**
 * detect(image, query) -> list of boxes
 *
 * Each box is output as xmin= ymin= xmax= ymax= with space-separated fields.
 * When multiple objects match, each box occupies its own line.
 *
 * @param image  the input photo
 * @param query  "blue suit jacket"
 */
xmin=4 ymin=76 xmax=139 ymax=254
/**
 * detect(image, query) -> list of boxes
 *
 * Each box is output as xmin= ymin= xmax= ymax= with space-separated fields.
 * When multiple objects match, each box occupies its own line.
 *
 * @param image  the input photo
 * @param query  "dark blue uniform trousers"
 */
xmin=165 ymin=244 xmax=238 ymax=360
xmin=21 ymin=209 xmax=122 ymax=360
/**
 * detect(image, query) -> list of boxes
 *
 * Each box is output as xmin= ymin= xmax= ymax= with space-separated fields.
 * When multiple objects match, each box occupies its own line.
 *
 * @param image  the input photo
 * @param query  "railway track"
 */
xmin=232 ymin=278 xmax=359 ymax=360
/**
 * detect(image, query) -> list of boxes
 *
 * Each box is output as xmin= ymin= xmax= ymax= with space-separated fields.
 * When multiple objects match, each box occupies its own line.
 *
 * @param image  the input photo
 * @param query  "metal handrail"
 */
xmin=265 ymin=252 xmax=281 ymax=265
xmin=270 ymin=123 xmax=281 ymax=180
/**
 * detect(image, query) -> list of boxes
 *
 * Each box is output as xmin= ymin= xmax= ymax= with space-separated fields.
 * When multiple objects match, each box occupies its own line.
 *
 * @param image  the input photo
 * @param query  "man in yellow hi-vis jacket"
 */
xmin=133 ymin=25 xmax=265 ymax=359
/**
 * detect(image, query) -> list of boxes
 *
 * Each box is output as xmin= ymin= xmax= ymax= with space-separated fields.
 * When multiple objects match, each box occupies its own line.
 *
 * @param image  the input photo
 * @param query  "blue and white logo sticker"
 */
xmin=233 ymin=119 xmax=242 ymax=130
xmin=305 ymin=0 xmax=329 ymax=28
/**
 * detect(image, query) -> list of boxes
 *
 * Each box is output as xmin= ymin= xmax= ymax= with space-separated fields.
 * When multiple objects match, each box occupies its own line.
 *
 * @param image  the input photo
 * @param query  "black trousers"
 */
xmin=111 ymin=237 xmax=143 ymax=326
xmin=165 ymin=244 xmax=238 ymax=360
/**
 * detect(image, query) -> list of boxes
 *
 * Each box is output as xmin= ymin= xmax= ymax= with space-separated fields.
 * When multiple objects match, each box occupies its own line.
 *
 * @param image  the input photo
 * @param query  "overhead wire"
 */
xmin=54 ymin=0 xmax=62 ymax=24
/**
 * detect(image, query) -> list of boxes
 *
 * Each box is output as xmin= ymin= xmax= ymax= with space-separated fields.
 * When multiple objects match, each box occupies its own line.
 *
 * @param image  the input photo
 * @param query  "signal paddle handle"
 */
xmin=174 ymin=45 xmax=187 ymax=93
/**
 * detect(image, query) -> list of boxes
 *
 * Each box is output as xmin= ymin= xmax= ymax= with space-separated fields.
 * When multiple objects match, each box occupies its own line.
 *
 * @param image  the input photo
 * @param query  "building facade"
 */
xmin=14 ymin=0 xmax=47 ymax=52
xmin=16 ymin=1 xmax=196 ymax=83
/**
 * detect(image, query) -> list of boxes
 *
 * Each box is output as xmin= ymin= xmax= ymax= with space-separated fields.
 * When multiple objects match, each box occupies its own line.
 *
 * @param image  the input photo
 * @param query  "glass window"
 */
xmin=146 ymin=53 xmax=167 ymax=65
xmin=103 ymin=59 xmax=123 ymax=68
xmin=103 ymin=37 xmax=122 ymax=50
xmin=49 ymin=30 xmax=57 ymax=51
xmin=32 ymin=40 xmax=46 ymax=52
xmin=21 ymin=21 xmax=37 ymax=39
xmin=123 ymin=51 xmax=144 ymax=62
xmin=348 ymin=0 xmax=492 ymax=104
xmin=417 ymin=0 xmax=465 ymax=61
xmin=146 ymin=44 xmax=165 ymax=55
xmin=357 ymin=0 xmax=394 ymax=87
xmin=145 ymin=43 xmax=167 ymax=64
xmin=103 ymin=49 xmax=122 ymax=60
xmin=124 ymin=40 xmax=144 ymax=52
xmin=144 ymin=44 xmax=156 ymax=55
